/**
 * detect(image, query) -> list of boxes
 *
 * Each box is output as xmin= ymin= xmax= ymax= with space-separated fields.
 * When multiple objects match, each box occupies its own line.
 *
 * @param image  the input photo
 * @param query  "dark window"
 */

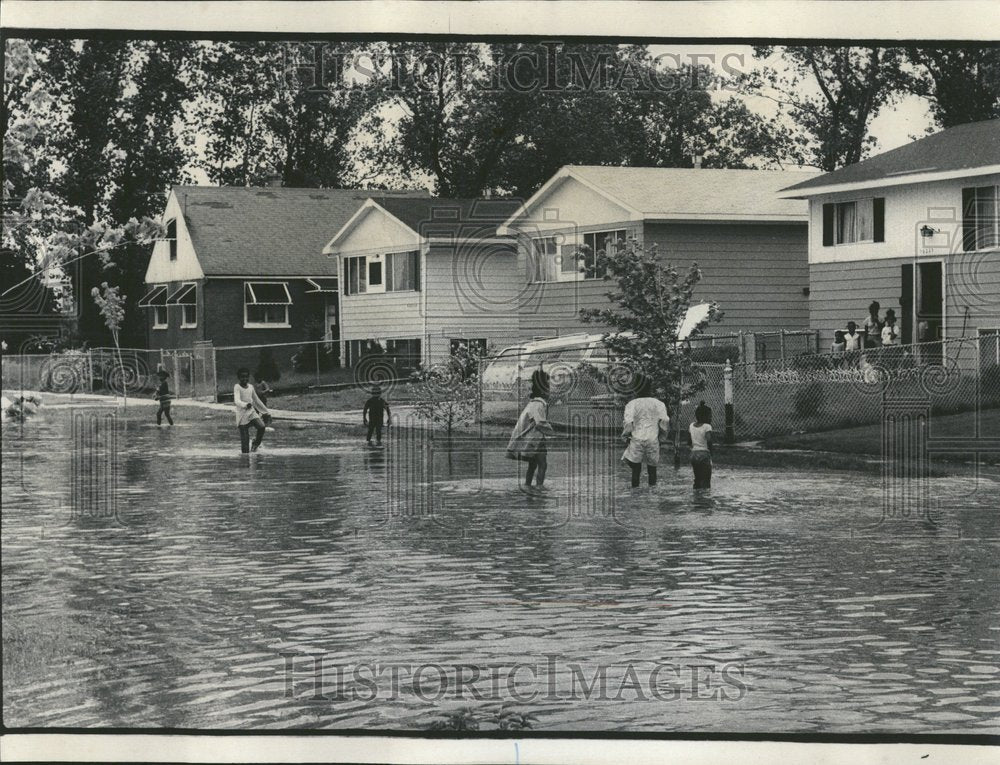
xmin=873 ymin=197 xmax=885 ymax=242
xmin=167 ymin=219 xmax=177 ymax=261
xmin=582 ymin=229 xmax=625 ymax=279
xmin=822 ymin=203 xmax=834 ymax=247
xmin=345 ymin=256 xmax=367 ymax=295
xmin=368 ymin=259 xmax=383 ymax=287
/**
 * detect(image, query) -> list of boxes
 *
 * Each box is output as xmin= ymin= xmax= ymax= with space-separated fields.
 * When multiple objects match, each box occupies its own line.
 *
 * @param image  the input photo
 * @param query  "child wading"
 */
xmin=507 ymin=369 xmax=555 ymax=489
xmin=154 ymin=369 xmax=174 ymax=426
xmin=234 ymin=367 xmax=271 ymax=453
xmin=689 ymin=401 xmax=714 ymax=489
xmin=620 ymin=375 xmax=669 ymax=488
xmin=363 ymin=386 xmax=392 ymax=446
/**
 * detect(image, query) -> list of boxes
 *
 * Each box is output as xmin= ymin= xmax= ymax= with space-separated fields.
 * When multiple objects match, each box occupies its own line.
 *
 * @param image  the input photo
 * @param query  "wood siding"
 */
xmin=514 ymin=221 xmax=810 ymax=337
xmin=811 ymin=251 xmax=1000 ymax=347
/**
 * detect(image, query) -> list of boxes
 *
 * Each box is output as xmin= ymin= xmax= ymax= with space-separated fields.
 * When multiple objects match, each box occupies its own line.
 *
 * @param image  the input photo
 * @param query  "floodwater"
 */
xmin=2 ymin=403 xmax=999 ymax=733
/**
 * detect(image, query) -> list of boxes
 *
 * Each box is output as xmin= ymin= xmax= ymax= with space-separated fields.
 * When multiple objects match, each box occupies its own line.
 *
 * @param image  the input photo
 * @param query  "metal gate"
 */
xmin=160 ymin=342 xmax=217 ymax=401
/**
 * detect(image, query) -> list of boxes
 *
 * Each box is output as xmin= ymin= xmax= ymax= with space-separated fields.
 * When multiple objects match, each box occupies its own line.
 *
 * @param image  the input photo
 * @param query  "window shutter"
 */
xmin=962 ymin=187 xmax=977 ymax=252
xmin=822 ymin=203 xmax=834 ymax=247
xmin=873 ymin=198 xmax=885 ymax=242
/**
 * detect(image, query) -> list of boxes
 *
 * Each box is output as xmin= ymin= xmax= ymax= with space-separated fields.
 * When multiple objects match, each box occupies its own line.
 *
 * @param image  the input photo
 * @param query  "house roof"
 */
xmin=503 ymin=166 xmax=821 ymax=228
xmin=172 ymin=186 xmax=428 ymax=276
xmin=780 ymin=119 xmax=1000 ymax=197
xmin=372 ymin=196 xmax=523 ymax=239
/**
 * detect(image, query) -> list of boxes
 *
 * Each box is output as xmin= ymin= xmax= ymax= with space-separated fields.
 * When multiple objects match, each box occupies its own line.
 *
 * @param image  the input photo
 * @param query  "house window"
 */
xmin=450 ymin=338 xmax=487 ymax=356
xmin=367 ymin=256 xmax=384 ymax=293
xmin=345 ymin=256 xmax=368 ymax=296
xmin=822 ymin=198 xmax=885 ymax=246
xmin=139 ymin=284 xmax=168 ymax=329
xmin=166 ymin=282 xmax=198 ymax=329
xmin=166 ymin=219 xmax=177 ymax=261
xmin=385 ymin=250 xmax=420 ymax=292
xmin=963 ymin=186 xmax=999 ymax=252
xmin=244 ymin=281 xmax=292 ymax=327
xmin=529 ymin=236 xmax=576 ymax=283
xmin=385 ymin=338 xmax=422 ymax=371
xmin=581 ymin=229 xmax=625 ymax=279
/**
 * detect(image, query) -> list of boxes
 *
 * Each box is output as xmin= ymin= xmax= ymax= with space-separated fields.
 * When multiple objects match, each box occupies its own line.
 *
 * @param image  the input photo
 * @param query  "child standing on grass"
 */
xmin=363 ymin=385 xmax=392 ymax=446
xmin=621 ymin=375 xmax=669 ymax=488
xmin=234 ymin=367 xmax=270 ymax=453
xmin=154 ymin=369 xmax=174 ymax=426
xmin=689 ymin=401 xmax=713 ymax=490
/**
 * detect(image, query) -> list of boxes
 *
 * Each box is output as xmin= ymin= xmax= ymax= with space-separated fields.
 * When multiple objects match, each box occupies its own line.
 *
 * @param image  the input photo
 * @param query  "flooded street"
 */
xmin=3 ymin=404 xmax=1000 ymax=732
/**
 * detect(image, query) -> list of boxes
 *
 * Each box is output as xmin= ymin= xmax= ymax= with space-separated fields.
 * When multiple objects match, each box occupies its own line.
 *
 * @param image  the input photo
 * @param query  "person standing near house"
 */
xmin=689 ymin=401 xmax=714 ymax=490
xmin=507 ymin=369 xmax=555 ymax=490
xmin=881 ymin=309 xmax=899 ymax=346
xmin=254 ymin=374 xmax=271 ymax=406
xmin=234 ymin=367 xmax=270 ymax=453
xmin=831 ymin=330 xmax=846 ymax=365
xmin=363 ymin=385 xmax=392 ymax=446
xmin=620 ymin=374 xmax=669 ymax=488
xmin=153 ymin=368 xmax=174 ymax=426
xmin=863 ymin=301 xmax=883 ymax=349
xmin=843 ymin=321 xmax=863 ymax=365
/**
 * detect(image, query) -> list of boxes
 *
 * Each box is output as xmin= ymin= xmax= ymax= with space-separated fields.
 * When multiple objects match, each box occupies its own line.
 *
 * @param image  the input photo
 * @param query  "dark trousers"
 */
xmin=624 ymin=459 xmax=657 ymax=487
xmin=156 ymin=402 xmax=173 ymax=425
xmin=691 ymin=450 xmax=712 ymax=489
xmin=239 ymin=420 xmax=265 ymax=453
xmin=366 ymin=422 xmax=383 ymax=443
xmin=525 ymin=453 xmax=547 ymax=486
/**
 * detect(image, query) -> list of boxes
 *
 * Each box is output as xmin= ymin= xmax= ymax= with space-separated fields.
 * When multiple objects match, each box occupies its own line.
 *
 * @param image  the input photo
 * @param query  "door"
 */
xmin=324 ymin=296 xmax=340 ymax=366
xmin=903 ymin=262 xmax=944 ymax=364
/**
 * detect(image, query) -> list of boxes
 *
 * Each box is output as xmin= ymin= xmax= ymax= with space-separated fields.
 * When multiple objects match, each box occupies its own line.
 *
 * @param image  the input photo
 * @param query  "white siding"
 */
xmin=808 ymin=173 xmax=1000 ymax=265
xmin=144 ymin=192 xmax=204 ymax=283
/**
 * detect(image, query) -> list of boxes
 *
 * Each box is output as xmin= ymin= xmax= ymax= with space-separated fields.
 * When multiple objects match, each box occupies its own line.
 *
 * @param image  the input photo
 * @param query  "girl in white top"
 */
xmin=234 ymin=367 xmax=271 ymax=453
xmin=689 ymin=401 xmax=713 ymax=489
xmin=507 ymin=370 xmax=555 ymax=488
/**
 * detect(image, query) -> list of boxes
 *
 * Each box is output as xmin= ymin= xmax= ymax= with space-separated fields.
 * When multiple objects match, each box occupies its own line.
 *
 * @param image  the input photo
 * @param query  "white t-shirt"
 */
xmin=881 ymin=324 xmax=899 ymax=346
xmin=623 ymin=397 xmax=669 ymax=441
xmin=843 ymin=331 xmax=863 ymax=351
xmin=689 ymin=422 xmax=712 ymax=451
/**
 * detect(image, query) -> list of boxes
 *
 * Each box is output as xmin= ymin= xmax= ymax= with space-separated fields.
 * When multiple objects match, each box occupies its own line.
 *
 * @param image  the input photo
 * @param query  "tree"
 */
xmin=91 ymin=282 xmax=127 ymax=404
xmin=905 ymin=47 xmax=1000 ymax=128
xmin=195 ymin=42 xmax=376 ymax=187
xmin=579 ymin=237 xmax=723 ymax=406
xmin=744 ymin=46 xmax=908 ymax=170
xmin=409 ymin=342 xmax=488 ymax=437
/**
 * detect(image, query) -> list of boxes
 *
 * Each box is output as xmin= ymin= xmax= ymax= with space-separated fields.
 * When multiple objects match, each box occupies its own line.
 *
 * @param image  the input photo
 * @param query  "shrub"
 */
xmin=793 ymin=381 xmax=826 ymax=419
xmin=254 ymin=348 xmax=281 ymax=383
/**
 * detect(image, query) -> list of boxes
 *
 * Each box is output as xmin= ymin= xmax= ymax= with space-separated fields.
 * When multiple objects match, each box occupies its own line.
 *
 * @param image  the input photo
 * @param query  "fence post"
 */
xmin=779 ymin=329 xmax=786 ymax=361
xmin=724 ymin=358 xmax=735 ymax=444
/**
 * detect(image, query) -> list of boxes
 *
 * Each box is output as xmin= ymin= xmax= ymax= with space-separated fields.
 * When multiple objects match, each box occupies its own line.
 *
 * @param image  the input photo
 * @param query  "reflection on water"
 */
xmin=2 ymin=406 xmax=999 ymax=732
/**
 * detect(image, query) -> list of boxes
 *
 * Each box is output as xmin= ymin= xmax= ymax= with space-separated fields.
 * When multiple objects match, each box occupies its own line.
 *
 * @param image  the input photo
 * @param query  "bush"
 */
xmin=793 ymin=381 xmax=825 ymax=419
xmin=254 ymin=348 xmax=281 ymax=383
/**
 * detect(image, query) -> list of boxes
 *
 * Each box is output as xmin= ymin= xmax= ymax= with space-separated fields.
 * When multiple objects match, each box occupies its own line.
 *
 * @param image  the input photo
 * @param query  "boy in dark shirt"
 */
xmin=154 ymin=369 xmax=174 ymax=426
xmin=363 ymin=386 xmax=391 ymax=446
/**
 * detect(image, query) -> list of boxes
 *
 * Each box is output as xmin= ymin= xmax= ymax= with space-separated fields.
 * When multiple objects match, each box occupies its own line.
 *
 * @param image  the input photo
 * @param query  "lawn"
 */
xmin=761 ymin=406 xmax=1000 ymax=462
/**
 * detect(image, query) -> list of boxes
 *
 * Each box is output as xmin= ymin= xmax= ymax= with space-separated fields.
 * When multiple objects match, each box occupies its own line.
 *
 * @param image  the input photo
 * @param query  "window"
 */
xmin=166 ymin=282 xmax=197 ymax=329
xmin=139 ymin=285 xmax=168 ymax=329
xmin=166 ymin=219 xmax=177 ymax=261
xmin=963 ymin=186 xmax=999 ymax=252
xmin=385 ymin=250 xmax=420 ymax=292
xmin=345 ymin=256 xmax=368 ymax=296
xmin=386 ymin=338 xmax=422 ymax=371
xmin=244 ymin=281 xmax=292 ymax=327
xmin=450 ymin=338 xmax=487 ymax=356
xmin=822 ymin=198 xmax=884 ymax=246
xmin=529 ymin=236 xmax=561 ymax=283
xmin=367 ymin=256 xmax=384 ymax=293
xmin=581 ymin=230 xmax=625 ymax=279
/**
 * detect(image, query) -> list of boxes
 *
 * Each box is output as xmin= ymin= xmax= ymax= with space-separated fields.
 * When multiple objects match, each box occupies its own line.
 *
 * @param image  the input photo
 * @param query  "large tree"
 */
xmin=905 ymin=47 xmax=1000 ymax=128
xmin=744 ymin=46 xmax=908 ymax=171
xmin=195 ymin=41 xmax=377 ymax=187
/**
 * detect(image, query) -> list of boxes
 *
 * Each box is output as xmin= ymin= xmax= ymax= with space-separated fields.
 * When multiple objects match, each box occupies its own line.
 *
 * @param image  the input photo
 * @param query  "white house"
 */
xmin=780 ymin=118 xmax=1000 ymax=365
xmin=323 ymin=196 xmax=522 ymax=368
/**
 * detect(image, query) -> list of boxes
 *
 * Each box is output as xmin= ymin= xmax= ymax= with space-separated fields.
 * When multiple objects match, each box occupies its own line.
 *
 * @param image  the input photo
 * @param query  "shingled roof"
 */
xmin=173 ymin=186 xmax=428 ymax=276
xmin=373 ymin=196 xmax=523 ymax=239
xmin=781 ymin=118 xmax=1000 ymax=197
xmin=504 ymin=166 xmax=820 ymax=226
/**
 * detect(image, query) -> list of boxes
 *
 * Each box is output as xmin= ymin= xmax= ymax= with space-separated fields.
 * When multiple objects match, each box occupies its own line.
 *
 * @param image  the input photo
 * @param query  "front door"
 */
xmin=902 ymin=262 xmax=944 ymax=363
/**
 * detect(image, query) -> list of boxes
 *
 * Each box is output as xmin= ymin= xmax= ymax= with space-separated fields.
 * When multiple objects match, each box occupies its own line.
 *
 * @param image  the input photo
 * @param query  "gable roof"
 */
xmin=171 ymin=186 xmax=428 ymax=276
xmin=325 ymin=196 xmax=521 ymax=252
xmin=780 ymin=119 xmax=1000 ymax=198
xmin=502 ymin=166 xmax=820 ymax=229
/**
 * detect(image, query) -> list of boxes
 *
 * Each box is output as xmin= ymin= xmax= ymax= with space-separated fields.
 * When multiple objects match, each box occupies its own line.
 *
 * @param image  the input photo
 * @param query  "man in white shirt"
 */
xmin=621 ymin=375 xmax=670 ymax=488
